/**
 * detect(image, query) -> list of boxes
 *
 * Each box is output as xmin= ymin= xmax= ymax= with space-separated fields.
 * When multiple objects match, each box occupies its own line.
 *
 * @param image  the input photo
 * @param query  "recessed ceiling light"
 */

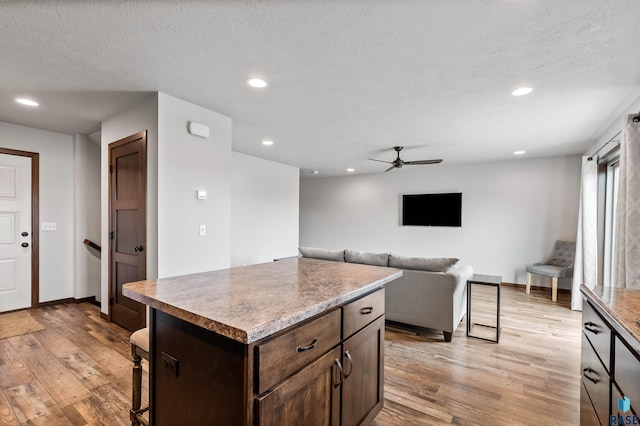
xmin=346 ymin=168 xmax=355 ymax=172
xmin=514 ymin=150 xmax=526 ymax=155
xmin=15 ymin=98 xmax=39 ymax=107
xmin=261 ymin=140 xmax=274 ymax=146
xmin=247 ymin=78 xmax=268 ymax=88
xmin=312 ymin=170 xmax=319 ymax=175
xmin=511 ymin=87 xmax=533 ymax=96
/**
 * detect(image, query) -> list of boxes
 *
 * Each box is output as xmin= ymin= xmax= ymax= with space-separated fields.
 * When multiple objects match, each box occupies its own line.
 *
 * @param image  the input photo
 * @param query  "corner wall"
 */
xmin=300 ymin=155 xmax=581 ymax=286
xmin=231 ymin=152 xmax=299 ymax=266
xmin=157 ymin=93 xmax=232 ymax=277
xmin=73 ymin=134 xmax=101 ymax=300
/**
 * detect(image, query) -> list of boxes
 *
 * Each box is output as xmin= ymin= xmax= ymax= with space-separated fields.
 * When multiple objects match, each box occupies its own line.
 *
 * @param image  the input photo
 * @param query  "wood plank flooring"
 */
xmin=0 ymin=285 xmax=581 ymax=425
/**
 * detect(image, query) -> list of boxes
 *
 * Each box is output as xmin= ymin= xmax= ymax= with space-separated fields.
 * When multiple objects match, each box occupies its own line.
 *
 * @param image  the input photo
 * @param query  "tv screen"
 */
xmin=402 ymin=193 xmax=462 ymax=227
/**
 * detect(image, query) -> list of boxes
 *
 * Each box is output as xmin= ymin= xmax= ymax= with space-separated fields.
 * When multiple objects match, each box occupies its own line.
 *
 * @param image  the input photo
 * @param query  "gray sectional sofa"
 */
xmin=298 ymin=247 xmax=473 ymax=342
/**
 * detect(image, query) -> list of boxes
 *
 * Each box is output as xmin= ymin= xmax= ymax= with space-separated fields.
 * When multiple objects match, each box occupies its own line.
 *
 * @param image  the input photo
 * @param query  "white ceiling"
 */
xmin=1 ymin=1 xmax=640 ymax=177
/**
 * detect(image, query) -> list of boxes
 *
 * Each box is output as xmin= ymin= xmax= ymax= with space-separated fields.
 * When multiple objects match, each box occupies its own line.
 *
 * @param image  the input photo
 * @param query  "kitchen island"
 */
xmin=123 ymin=257 xmax=402 ymax=425
xmin=580 ymin=285 xmax=640 ymax=425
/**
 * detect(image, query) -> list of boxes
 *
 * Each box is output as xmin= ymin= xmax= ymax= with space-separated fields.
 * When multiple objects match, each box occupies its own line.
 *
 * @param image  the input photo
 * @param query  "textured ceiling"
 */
xmin=1 ymin=1 xmax=640 ymax=177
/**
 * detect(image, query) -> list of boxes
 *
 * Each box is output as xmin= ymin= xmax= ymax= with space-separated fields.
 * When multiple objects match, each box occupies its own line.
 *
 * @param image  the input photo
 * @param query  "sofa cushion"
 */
xmin=345 ymin=249 xmax=388 ymax=267
xmin=388 ymin=254 xmax=459 ymax=272
xmin=298 ymin=247 xmax=345 ymax=262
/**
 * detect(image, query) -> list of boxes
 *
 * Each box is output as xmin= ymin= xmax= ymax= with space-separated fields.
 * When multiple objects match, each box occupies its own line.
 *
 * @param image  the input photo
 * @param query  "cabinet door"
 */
xmin=342 ymin=316 xmax=385 ymax=426
xmin=256 ymin=346 xmax=342 ymax=426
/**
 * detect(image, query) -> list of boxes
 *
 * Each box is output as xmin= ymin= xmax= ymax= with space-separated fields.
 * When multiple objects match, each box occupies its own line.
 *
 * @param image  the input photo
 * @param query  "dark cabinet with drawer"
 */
xmin=151 ymin=287 xmax=386 ymax=425
xmin=256 ymin=288 xmax=385 ymax=426
xmin=580 ymin=294 xmax=640 ymax=426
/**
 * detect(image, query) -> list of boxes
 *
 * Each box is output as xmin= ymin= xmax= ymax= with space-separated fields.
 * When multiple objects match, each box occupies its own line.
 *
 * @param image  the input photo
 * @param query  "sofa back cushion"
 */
xmin=388 ymin=254 xmax=459 ymax=272
xmin=345 ymin=249 xmax=389 ymax=267
xmin=298 ymin=247 xmax=345 ymax=262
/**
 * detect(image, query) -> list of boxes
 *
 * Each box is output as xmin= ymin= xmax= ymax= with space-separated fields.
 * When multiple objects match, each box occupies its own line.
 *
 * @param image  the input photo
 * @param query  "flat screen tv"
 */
xmin=402 ymin=192 xmax=462 ymax=227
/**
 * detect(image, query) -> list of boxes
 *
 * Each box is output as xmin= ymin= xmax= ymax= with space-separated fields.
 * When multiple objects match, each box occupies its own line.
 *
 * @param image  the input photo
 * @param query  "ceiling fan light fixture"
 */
xmin=511 ymin=87 xmax=533 ymax=96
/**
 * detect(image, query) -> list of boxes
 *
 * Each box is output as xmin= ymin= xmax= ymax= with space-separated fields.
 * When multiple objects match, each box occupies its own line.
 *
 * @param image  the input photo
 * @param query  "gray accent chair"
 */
xmin=526 ymin=240 xmax=576 ymax=302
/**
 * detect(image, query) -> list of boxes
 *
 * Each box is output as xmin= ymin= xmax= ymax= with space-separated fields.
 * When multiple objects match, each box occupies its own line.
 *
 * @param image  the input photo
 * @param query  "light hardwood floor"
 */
xmin=0 ymin=285 xmax=581 ymax=425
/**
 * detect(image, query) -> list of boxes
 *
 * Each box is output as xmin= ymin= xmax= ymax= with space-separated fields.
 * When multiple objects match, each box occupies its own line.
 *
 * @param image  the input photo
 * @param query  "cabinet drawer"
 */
xmin=581 ymin=332 xmax=610 ymax=426
xmin=581 ymin=382 xmax=602 ymax=426
xmin=257 ymin=309 xmax=341 ymax=395
xmin=583 ymin=300 xmax=612 ymax=373
xmin=343 ymin=288 xmax=385 ymax=340
xmin=615 ymin=336 xmax=640 ymax=413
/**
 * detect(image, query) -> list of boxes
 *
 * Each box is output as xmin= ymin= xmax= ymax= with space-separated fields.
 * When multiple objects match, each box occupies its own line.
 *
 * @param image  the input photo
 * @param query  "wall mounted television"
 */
xmin=402 ymin=192 xmax=462 ymax=227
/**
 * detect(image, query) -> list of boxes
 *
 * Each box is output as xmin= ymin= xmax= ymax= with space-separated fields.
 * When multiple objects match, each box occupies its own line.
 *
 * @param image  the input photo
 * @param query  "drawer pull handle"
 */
xmin=334 ymin=358 xmax=344 ymax=388
xmin=344 ymin=350 xmax=353 ymax=378
xmin=582 ymin=367 xmax=599 ymax=384
xmin=584 ymin=322 xmax=599 ymax=334
xmin=297 ymin=337 xmax=318 ymax=353
xmin=360 ymin=307 xmax=374 ymax=315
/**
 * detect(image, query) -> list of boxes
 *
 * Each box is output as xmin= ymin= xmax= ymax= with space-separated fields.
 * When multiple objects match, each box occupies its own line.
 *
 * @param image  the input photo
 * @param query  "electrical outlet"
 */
xmin=199 ymin=224 xmax=206 ymax=236
xmin=161 ymin=352 xmax=179 ymax=377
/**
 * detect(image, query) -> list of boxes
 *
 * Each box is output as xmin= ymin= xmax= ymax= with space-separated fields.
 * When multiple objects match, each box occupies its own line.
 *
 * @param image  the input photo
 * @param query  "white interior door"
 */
xmin=0 ymin=153 xmax=32 ymax=312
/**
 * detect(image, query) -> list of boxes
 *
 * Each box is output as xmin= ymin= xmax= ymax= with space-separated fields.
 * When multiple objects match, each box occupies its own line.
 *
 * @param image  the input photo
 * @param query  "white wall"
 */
xmin=73 ymin=134 xmax=101 ymax=300
xmin=0 ymin=122 xmax=74 ymax=302
xmin=157 ymin=93 xmax=232 ymax=277
xmin=300 ymin=155 xmax=581 ymax=287
xmin=101 ymin=94 xmax=159 ymax=314
xmin=231 ymin=152 xmax=299 ymax=267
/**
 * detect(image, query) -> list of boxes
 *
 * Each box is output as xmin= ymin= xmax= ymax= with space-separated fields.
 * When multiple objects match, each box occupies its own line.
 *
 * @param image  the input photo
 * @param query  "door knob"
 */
xmin=134 ymin=245 xmax=144 ymax=252
xmin=21 ymin=231 xmax=29 ymax=237
xmin=21 ymin=242 xmax=29 ymax=248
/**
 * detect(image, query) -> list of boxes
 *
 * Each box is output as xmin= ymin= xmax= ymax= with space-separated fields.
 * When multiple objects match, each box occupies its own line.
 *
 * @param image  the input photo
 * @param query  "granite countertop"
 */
xmin=123 ymin=257 xmax=402 ymax=344
xmin=581 ymin=284 xmax=640 ymax=353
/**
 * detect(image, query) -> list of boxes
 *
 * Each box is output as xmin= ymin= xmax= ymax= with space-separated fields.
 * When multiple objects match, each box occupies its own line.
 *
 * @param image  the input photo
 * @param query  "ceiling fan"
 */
xmin=369 ymin=146 xmax=443 ymax=172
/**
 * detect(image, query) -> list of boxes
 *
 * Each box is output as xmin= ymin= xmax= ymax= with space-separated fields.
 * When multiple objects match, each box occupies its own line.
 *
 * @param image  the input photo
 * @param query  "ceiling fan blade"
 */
xmin=384 ymin=165 xmax=395 ymax=172
xmin=403 ymin=159 xmax=443 ymax=165
xmin=368 ymin=158 xmax=393 ymax=164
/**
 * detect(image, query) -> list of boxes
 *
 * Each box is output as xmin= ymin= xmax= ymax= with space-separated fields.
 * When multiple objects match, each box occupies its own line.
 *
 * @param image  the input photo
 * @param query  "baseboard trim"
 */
xmin=100 ymin=312 xmax=110 ymax=321
xmin=500 ymin=282 xmax=571 ymax=293
xmin=37 ymin=295 xmax=98 ymax=308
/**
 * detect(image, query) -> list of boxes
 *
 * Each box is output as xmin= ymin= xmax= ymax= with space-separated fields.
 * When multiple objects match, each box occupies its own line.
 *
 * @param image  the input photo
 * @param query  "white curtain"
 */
xmin=615 ymin=114 xmax=640 ymax=288
xmin=572 ymin=156 xmax=598 ymax=310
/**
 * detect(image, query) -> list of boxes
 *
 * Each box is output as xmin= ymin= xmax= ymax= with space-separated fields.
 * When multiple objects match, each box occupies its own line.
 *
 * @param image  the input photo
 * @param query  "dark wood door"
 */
xmin=256 ymin=346 xmax=342 ymax=425
xmin=109 ymin=131 xmax=147 ymax=332
xmin=341 ymin=315 xmax=385 ymax=426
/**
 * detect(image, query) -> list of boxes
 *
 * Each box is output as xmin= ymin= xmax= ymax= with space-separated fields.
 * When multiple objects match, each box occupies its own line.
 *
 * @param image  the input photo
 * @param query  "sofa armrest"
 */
xmin=447 ymin=264 xmax=473 ymax=289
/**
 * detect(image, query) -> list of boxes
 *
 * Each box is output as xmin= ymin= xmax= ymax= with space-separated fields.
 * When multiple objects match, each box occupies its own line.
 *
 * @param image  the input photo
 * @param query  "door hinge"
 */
xmin=109 ymin=164 xmax=113 ymax=173
xmin=109 ymin=231 xmax=114 ymax=240
xmin=109 ymin=297 xmax=114 ymax=306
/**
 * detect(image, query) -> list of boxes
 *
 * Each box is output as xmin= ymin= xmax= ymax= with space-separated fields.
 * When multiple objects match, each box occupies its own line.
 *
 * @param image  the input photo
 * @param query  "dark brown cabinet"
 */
xmin=256 ymin=346 xmax=342 ymax=425
xmin=580 ymin=296 xmax=640 ymax=426
xmin=151 ymin=287 xmax=386 ymax=425
xmin=341 ymin=316 xmax=384 ymax=426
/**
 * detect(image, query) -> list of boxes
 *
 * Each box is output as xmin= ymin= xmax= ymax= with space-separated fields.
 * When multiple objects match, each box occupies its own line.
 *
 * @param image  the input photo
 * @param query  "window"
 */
xmin=597 ymin=149 xmax=620 ymax=287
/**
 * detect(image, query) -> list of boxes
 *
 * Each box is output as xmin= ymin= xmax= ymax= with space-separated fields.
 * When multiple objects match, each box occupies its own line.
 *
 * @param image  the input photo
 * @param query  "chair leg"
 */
xmin=131 ymin=353 xmax=142 ymax=426
xmin=552 ymin=277 xmax=558 ymax=302
xmin=526 ymin=272 xmax=531 ymax=294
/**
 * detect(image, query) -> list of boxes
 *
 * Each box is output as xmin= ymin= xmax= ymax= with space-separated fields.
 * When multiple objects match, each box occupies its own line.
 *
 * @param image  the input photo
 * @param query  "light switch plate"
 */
xmin=199 ymin=225 xmax=206 ymax=236
xmin=41 ymin=222 xmax=57 ymax=231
